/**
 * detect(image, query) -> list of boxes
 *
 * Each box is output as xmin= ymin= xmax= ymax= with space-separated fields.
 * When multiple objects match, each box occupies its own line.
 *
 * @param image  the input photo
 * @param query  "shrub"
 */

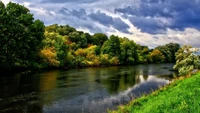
xmin=174 ymin=45 xmax=200 ymax=75
xmin=39 ymin=47 xmax=60 ymax=67
xmin=109 ymin=57 xmax=119 ymax=65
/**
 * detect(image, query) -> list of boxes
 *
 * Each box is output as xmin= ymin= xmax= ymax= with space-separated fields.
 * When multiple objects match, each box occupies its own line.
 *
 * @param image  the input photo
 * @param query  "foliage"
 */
xmin=109 ymin=57 xmax=119 ymax=65
xmin=100 ymin=54 xmax=110 ymax=65
xmin=149 ymin=49 xmax=165 ymax=63
xmin=120 ymin=38 xmax=138 ymax=64
xmin=39 ymin=47 xmax=60 ymax=67
xmin=137 ymin=46 xmax=150 ymax=63
xmin=166 ymin=43 xmax=180 ymax=62
xmin=41 ymin=32 xmax=68 ymax=67
xmin=101 ymin=35 xmax=121 ymax=58
xmin=92 ymin=33 xmax=108 ymax=46
xmin=173 ymin=45 xmax=200 ymax=75
xmin=68 ymin=31 xmax=88 ymax=48
xmin=156 ymin=46 xmax=172 ymax=62
xmin=156 ymin=43 xmax=180 ymax=63
xmin=0 ymin=2 xmax=45 ymax=70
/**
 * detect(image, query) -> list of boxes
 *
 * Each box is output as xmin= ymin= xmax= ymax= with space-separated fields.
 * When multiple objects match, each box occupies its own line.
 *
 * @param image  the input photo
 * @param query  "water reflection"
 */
xmin=0 ymin=63 xmax=175 ymax=113
xmin=39 ymin=71 xmax=58 ymax=91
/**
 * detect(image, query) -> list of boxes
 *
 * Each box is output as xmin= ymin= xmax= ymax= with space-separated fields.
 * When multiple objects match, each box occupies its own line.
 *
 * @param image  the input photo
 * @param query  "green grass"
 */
xmin=110 ymin=72 xmax=200 ymax=113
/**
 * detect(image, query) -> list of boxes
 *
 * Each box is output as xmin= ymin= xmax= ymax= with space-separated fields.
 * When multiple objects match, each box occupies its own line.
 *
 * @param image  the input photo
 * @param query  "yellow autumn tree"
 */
xmin=39 ymin=47 xmax=60 ymax=67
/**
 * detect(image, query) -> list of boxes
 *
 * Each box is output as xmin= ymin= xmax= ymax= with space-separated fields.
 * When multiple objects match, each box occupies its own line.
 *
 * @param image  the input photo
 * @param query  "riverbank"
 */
xmin=110 ymin=71 xmax=200 ymax=113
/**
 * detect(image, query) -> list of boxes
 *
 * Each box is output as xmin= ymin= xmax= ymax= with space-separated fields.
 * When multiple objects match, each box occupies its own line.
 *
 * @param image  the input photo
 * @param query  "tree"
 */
xmin=45 ymin=24 xmax=76 ymax=36
xmin=173 ymin=45 xmax=200 ymax=76
xmin=68 ymin=31 xmax=87 ymax=48
xmin=0 ymin=2 xmax=44 ymax=70
xmin=42 ymin=32 xmax=68 ymax=67
xmin=120 ymin=38 xmax=138 ymax=64
xmin=137 ymin=45 xmax=149 ymax=63
xmin=156 ymin=46 xmax=172 ymax=62
xmin=39 ymin=47 xmax=60 ymax=67
xmin=165 ymin=43 xmax=180 ymax=62
xmin=109 ymin=35 xmax=121 ymax=57
xmin=155 ymin=43 xmax=180 ymax=63
xmin=84 ymin=33 xmax=92 ymax=44
xmin=149 ymin=49 xmax=165 ymax=63
xmin=92 ymin=33 xmax=108 ymax=46
xmin=101 ymin=35 xmax=121 ymax=57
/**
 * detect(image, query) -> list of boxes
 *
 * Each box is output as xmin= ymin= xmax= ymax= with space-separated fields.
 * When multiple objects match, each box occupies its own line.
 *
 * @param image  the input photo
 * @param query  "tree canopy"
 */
xmin=0 ymin=1 xmax=44 ymax=70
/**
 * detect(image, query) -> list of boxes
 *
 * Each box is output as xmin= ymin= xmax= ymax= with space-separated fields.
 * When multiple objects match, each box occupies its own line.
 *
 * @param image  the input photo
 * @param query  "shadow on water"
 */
xmin=0 ymin=63 xmax=176 ymax=113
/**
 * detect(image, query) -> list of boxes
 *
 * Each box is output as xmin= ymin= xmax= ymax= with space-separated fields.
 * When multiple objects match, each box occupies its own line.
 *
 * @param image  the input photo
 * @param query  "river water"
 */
xmin=0 ymin=63 xmax=176 ymax=113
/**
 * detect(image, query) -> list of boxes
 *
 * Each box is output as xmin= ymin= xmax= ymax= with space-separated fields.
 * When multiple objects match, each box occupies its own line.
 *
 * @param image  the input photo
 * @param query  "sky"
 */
xmin=1 ymin=0 xmax=200 ymax=48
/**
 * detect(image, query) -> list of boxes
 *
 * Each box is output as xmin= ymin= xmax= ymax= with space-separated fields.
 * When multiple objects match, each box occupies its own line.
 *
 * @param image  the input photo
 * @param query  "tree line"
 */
xmin=0 ymin=2 xmax=180 ymax=71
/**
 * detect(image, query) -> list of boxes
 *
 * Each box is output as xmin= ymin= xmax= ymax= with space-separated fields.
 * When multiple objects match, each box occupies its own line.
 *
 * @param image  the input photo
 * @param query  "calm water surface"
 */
xmin=0 ymin=63 xmax=176 ymax=113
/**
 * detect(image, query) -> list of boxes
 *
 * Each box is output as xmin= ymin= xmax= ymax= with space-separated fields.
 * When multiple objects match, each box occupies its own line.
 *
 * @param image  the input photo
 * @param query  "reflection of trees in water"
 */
xmin=0 ymin=73 xmax=43 ymax=113
xmin=155 ymin=74 xmax=174 ymax=80
xmin=143 ymin=75 xmax=149 ymax=81
xmin=102 ymin=68 xmax=141 ymax=94
xmin=39 ymin=71 xmax=58 ymax=92
xmin=0 ymin=74 xmax=20 ymax=98
xmin=101 ymin=65 xmax=174 ymax=94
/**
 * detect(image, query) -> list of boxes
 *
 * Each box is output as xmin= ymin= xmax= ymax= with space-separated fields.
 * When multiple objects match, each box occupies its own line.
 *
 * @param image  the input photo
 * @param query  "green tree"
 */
xmin=120 ymin=38 xmax=138 ymax=64
xmin=84 ymin=33 xmax=92 ymax=44
xmin=137 ymin=45 xmax=149 ymax=63
xmin=0 ymin=2 xmax=44 ymax=70
xmin=105 ymin=35 xmax=121 ymax=57
xmin=68 ymin=31 xmax=87 ymax=48
xmin=45 ymin=24 xmax=76 ymax=36
xmin=156 ymin=46 xmax=172 ymax=62
xmin=42 ymin=32 xmax=68 ymax=67
xmin=165 ymin=43 xmax=180 ymax=62
xmin=149 ymin=49 xmax=165 ymax=63
xmin=173 ymin=45 xmax=200 ymax=76
xmin=155 ymin=43 xmax=180 ymax=63
xmin=92 ymin=33 xmax=108 ymax=46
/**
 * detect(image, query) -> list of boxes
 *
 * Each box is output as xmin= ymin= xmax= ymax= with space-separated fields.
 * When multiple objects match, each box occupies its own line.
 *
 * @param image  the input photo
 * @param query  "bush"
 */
xmin=39 ymin=47 xmax=60 ymax=67
xmin=174 ymin=45 xmax=200 ymax=75
xmin=109 ymin=57 xmax=119 ymax=65
xmin=100 ymin=54 xmax=110 ymax=65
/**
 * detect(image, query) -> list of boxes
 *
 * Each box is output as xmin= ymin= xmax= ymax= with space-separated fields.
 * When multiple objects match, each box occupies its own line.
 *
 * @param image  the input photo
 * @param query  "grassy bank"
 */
xmin=110 ymin=72 xmax=200 ymax=113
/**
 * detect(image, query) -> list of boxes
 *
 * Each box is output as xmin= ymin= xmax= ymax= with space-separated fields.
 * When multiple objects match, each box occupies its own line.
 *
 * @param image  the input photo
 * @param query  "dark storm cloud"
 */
xmin=115 ymin=0 xmax=200 ymax=34
xmin=57 ymin=8 xmax=104 ymax=33
xmin=89 ymin=11 xmax=113 ymax=27
xmin=59 ymin=8 xmax=87 ymax=20
xmin=129 ymin=16 xmax=167 ymax=34
xmin=89 ymin=11 xmax=130 ymax=33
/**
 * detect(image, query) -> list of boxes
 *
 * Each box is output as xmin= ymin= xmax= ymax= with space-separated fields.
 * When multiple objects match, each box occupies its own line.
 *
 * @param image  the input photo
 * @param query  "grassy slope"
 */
xmin=111 ymin=72 xmax=200 ymax=113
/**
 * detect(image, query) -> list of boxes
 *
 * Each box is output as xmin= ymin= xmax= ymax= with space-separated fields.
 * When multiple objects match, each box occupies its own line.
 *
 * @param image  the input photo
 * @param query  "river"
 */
xmin=0 ymin=63 xmax=176 ymax=113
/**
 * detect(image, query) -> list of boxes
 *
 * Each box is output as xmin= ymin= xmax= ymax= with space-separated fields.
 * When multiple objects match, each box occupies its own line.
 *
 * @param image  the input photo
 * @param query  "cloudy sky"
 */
xmin=2 ymin=0 xmax=200 ymax=48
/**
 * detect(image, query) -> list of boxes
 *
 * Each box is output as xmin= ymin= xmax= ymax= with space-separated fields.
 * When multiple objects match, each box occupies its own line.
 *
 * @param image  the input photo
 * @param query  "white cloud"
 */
xmin=109 ymin=27 xmax=200 ymax=48
xmin=1 ymin=0 xmax=10 ymax=4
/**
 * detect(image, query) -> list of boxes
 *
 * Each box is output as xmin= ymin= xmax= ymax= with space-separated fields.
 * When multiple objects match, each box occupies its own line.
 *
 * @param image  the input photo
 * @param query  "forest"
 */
xmin=0 ymin=2 xmax=180 ymax=71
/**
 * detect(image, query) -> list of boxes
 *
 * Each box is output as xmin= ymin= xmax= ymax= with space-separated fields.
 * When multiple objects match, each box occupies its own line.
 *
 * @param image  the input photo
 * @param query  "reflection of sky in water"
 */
xmin=43 ymin=75 xmax=170 ymax=113
xmin=0 ymin=63 xmax=175 ymax=113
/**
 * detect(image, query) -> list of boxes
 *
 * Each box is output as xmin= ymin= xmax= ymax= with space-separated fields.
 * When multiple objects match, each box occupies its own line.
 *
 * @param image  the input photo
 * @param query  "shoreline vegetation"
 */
xmin=110 ymin=71 xmax=200 ymax=113
xmin=0 ymin=2 xmax=180 ymax=73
